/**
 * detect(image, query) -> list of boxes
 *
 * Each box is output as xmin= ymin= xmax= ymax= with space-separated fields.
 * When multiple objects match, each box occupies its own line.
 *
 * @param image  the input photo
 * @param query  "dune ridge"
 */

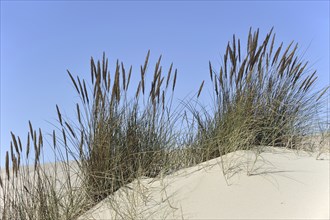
xmin=78 ymin=147 xmax=330 ymax=219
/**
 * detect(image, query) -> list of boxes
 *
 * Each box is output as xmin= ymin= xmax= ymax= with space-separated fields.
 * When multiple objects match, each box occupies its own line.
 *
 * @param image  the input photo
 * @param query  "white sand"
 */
xmin=78 ymin=147 xmax=329 ymax=219
xmin=1 ymin=145 xmax=329 ymax=219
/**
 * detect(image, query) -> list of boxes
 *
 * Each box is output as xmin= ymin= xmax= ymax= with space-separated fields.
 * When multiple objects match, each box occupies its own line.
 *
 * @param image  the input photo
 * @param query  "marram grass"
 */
xmin=189 ymin=28 xmax=328 ymax=163
xmin=1 ymin=28 xmax=328 ymax=219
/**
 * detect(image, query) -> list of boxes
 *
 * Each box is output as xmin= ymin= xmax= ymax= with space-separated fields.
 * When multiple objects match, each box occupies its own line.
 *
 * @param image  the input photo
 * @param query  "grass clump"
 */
xmin=190 ymin=28 xmax=328 ymax=163
xmin=0 ymin=126 xmax=87 ymax=219
xmin=0 ymin=51 xmax=180 ymax=219
xmin=71 ymin=51 xmax=179 ymax=203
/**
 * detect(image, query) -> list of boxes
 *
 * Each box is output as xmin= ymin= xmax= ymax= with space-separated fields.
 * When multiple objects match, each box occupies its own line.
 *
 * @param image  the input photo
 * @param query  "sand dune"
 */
xmin=78 ymin=147 xmax=329 ymax=219
xmin=1 ymin=146 xmax=328 ymax=219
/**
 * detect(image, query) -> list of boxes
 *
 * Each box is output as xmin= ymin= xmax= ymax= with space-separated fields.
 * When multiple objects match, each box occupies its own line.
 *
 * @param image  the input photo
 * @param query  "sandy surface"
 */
xmin=78 ymin=147 xmax=330 ymax=219
xmin=1 ymin=144 xmax=329 ymax=219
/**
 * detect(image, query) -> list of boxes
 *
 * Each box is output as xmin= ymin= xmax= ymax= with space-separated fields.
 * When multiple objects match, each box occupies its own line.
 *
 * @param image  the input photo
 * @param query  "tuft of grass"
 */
xmin=68 ymin=51 xmax=180 ymax=203
xmin=0 ymin=51 xmax=181 ymax=219
xmin=1 ymin=124 xmax=88 ymax=219
xmin=188 ymin=28 xmax=329 ymax=175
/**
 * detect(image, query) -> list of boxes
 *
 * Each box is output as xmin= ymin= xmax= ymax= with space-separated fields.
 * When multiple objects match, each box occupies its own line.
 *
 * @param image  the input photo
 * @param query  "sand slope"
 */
xmin=78 ymin=147 xmax=329 ymax=219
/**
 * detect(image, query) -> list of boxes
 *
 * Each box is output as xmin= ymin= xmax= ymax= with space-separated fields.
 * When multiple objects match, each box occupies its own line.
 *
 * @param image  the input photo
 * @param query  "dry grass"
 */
xmin=187 ymin=28 xmax=328 ymax=165
xmin=1 ymin=50 xmax=182 ymax=219
xmin=1 ymin=28 xmax=328 ymax=219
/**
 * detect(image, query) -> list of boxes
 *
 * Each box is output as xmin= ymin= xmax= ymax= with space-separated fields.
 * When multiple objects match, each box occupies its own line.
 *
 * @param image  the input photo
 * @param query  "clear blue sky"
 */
xmin=1 ymin=1 xmax=329 ymax=166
